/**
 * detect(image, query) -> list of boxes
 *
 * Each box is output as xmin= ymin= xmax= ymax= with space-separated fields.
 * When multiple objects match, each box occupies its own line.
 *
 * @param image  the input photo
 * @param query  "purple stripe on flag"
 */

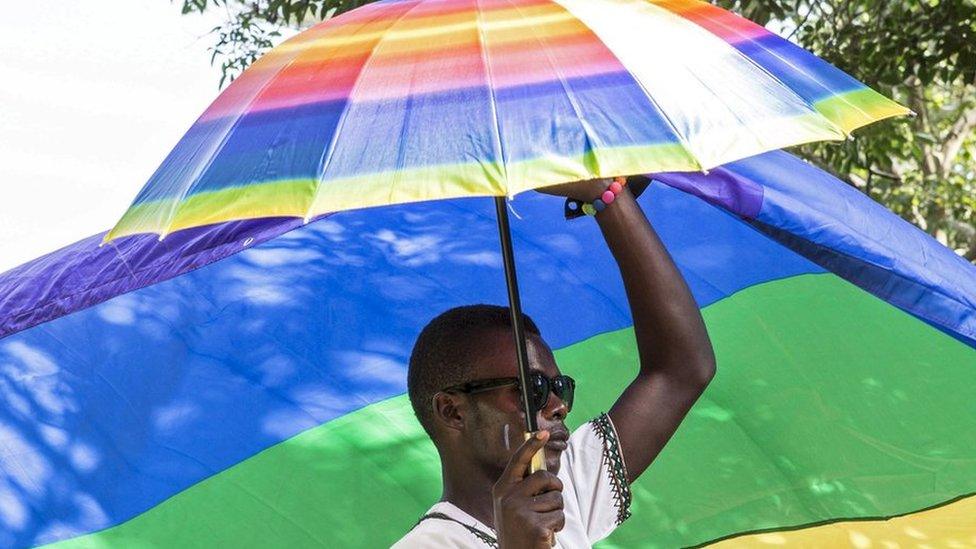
xmin=0 ymin=217 xmax=308 ymax=340
xmin=651 ymin=168 xmax=765 ymax=219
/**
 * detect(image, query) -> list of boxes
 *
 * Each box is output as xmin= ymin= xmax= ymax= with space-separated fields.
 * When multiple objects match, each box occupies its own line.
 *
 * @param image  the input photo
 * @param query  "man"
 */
xmin=394 ymin=177 xmax=716 ymax=548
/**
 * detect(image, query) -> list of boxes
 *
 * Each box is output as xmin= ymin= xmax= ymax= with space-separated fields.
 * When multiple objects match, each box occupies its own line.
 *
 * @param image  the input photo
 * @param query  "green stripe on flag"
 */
xmin=46 ymin=274 xmax=976 ymax=548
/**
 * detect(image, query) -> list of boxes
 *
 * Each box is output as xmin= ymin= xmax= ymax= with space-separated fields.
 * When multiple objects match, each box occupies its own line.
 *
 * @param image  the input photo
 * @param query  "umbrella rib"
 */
xmin=504 ymin=0 xmax=605 ymax=185
xmin=628 ymin=83 xmax=703 ymax=172
xmin=669 ymin=3 xmax=876 ymax=132
xmin=680 ymin=61 xmax=771 ymax=156
xmin=306 ymin=0 xmax=428 ymax=222
xmin=652 ymin=2 xmax=852 ymax=140
xmin=475 ymin=0 xmax=511 ymax=197
xmin=158 ymin=51 xmax=304 ymax=239
xmin=549 ymin=0 xmax=702 ymax=172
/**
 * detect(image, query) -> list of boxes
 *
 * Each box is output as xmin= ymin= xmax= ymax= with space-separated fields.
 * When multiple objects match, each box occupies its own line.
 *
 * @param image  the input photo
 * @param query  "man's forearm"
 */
xmin=535 ymin=176 xmax=715 ymax=480
xmin=595 ymin=185 xmax=715 ymax=382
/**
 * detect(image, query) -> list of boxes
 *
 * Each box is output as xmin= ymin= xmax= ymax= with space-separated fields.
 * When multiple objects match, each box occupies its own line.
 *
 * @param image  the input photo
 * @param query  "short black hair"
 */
xmin=408 ymin=304 xmax=542 ymax=440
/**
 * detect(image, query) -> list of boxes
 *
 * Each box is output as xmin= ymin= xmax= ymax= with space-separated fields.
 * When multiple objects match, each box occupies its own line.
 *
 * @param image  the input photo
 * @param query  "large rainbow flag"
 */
xmin=1 ymin=151 xmax=974 ymax=547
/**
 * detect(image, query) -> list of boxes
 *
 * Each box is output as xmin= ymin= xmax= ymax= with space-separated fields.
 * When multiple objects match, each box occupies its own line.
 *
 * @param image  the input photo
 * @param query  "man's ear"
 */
xmin=432 ymin=392 xmax=466 ymax=433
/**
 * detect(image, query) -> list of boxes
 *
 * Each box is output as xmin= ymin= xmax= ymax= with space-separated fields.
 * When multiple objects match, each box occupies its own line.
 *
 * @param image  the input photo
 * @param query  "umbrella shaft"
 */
xmin=494 ymin=197 xmax=539 ymax=433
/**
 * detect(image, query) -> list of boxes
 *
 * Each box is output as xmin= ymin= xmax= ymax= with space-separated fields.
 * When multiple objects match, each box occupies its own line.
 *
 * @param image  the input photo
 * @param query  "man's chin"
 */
xmin=543 ymin=446 xmax=564 ymax=472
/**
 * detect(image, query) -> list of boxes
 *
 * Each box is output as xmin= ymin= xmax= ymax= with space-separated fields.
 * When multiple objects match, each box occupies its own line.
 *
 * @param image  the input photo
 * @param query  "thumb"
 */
xmin=499 ymin=430 xmax=549 ymax=486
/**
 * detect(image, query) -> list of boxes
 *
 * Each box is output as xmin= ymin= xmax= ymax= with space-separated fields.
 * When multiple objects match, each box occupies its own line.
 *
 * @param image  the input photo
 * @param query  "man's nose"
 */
xmin=540 ymin=391 xmax=568 ymax=421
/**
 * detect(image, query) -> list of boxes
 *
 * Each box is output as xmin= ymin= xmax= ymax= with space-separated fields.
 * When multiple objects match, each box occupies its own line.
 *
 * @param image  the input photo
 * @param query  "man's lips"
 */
xmin=545 ymin=430 xmax=569 ymax=452
xmin=545 ymin=439 xmax=568 ymax=452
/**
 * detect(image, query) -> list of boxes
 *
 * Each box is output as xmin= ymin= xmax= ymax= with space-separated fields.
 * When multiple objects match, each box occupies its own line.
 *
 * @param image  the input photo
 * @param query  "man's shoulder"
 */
xmin=391 ymin=519 xmax=467 ymax=548
xmin=562 ymin=413 xmax=616 ymax=474
xmin=561 ymin=413 xmax=633 ymax=538
xmin=392 ymin=503 xmax=497 ymax=548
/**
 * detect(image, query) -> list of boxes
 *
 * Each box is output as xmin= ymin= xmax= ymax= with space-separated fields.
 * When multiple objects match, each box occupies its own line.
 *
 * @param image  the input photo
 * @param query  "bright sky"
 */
xmin=0 ymin=1 xmax=235 ymax=272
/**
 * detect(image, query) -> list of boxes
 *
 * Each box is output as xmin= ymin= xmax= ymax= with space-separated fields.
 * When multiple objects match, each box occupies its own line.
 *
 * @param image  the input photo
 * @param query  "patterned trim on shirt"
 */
xmin=591 ymin=413 xmax=633 ymax=525
xmin=416 ymin=512 xmax=499 ymax=547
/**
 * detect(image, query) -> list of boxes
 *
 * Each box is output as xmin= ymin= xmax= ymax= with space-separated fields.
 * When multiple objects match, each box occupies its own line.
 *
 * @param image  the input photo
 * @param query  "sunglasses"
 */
xmin=442 ymin=373 xmax=576 ymax=413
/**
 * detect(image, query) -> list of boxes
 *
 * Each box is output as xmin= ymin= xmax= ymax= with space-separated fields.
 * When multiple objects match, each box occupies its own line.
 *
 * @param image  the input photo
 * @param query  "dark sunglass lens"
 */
xmin=553 ymin=376 xmax=574 ymax=410
xmin=530 ymin=373 xmax=550 ymax=411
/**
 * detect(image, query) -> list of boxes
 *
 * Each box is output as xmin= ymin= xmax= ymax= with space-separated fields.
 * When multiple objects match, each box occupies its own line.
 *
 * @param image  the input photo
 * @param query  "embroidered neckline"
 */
xmin=416 ymin=511 xmax=498 ymax=547
xmin=591 ymin=413 xmax=633 ymax=525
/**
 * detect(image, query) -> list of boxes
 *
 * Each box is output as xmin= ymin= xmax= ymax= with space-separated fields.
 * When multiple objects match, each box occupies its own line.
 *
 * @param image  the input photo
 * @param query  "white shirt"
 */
xmin=393 ymin=414 xmax=632 ymax=548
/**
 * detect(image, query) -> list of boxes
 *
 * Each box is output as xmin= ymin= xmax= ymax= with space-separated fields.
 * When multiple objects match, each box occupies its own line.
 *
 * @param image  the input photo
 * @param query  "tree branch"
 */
xmin=868 ymin=167 xmax=902 ymax=181
xmin=939 ymin=106 xmax=976 ymax=176
xmin=906 ymin=79 xmax=932 ymax=135
xmin=786 ymin=4 xmax=814 ymax=41
xmin=903 ymin=80 xmax=942 ymax=177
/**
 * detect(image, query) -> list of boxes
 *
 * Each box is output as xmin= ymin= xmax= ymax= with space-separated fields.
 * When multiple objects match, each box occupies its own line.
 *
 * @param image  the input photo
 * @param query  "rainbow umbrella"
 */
xmin=102 ymin=0 xmax=908 ymax=435
xmin=1 ymin=151 xmax=974 ymax=547
xmin=107 ymin=0 xmax=909 ymax=241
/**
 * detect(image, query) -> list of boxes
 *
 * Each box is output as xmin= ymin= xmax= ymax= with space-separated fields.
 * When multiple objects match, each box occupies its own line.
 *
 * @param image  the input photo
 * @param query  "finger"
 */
xmin=499 ymin=430 xmax=549 ymax=485
xmin=518 ymin=470 xmax=563 ymax=496
xmin=539 ymin=510 xmax=566 ymax=533
xmin=529 ymin=491 xmax=564 ymax=512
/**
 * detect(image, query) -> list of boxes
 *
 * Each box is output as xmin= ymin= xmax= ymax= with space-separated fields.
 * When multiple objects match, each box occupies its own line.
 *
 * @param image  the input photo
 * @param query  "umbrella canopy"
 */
xmin=105 ymin=0 xmax=908 ymax=241
xmin=1 ymin=152 xmax=974 ymax=548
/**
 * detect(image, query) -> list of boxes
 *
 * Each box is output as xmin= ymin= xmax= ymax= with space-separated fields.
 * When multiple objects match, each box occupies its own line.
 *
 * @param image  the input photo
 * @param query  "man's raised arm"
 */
xmin=595 ymin=180 xmax=716 ymax=483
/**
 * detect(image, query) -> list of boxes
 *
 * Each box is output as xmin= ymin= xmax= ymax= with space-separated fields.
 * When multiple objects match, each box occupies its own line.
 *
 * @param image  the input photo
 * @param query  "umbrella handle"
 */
xmin=524 ymin=431 xmax=548 ymax=474
xmin=525 ymin=431 xmax=554 ymax=547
